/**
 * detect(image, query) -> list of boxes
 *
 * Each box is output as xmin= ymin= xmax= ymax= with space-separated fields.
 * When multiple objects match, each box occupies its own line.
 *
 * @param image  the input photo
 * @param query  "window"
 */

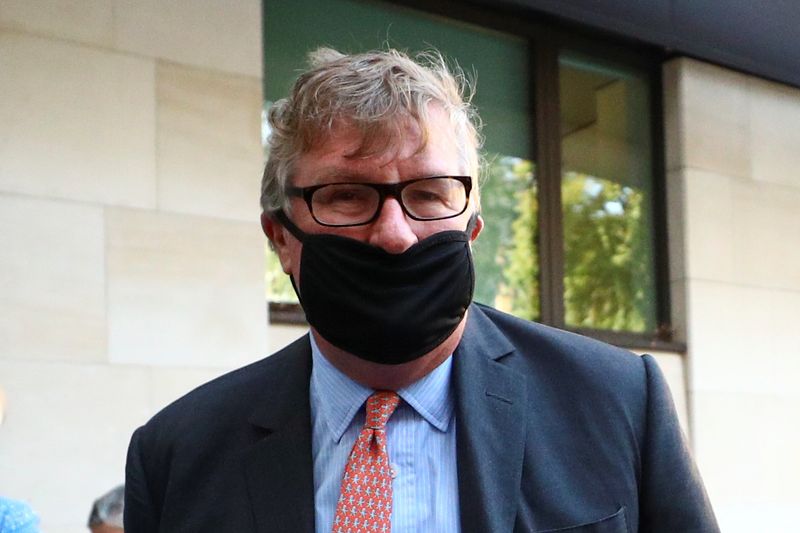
xmin=263 ymin=0 xmax=673 ymax=349
xmin=559 ymin=52 xmax=659 ymax=334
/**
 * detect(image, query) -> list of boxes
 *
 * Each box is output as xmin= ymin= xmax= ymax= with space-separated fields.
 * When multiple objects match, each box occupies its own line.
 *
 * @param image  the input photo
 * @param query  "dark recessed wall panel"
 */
xmin=671 ymin=0 xmax=800 ymax=86
xmin=494 ymin=0 xmax=672 ymax=42
xmin=486 ymin=0 xmax=800 ymax=87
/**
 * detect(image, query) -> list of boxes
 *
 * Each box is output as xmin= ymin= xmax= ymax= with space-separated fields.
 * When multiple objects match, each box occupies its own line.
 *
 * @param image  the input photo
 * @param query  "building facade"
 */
xmin=0 ymin=1 xmax=797 ymax=531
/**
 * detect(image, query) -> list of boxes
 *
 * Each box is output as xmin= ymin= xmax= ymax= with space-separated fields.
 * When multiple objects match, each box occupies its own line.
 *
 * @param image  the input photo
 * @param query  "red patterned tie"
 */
xmin=333 ymin=390 xmax=400 ymax=533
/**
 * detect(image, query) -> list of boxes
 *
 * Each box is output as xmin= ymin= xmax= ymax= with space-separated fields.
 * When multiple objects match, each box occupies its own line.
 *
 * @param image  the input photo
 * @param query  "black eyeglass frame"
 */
xmin=285 ymin=175 xmax=473 ymax=227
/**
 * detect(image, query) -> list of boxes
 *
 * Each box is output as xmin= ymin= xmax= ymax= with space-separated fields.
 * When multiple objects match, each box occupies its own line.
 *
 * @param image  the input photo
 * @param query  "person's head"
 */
xmin=260 ymin=48 xmax=485 ymax=388
xmin=87 ymin=485 xmax=124 ymax=533
xmin=260 ymin=47 xmax=483 ymax=217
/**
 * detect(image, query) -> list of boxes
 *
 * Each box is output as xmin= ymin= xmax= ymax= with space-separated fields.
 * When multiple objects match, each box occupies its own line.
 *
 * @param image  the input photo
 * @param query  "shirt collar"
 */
xmin=309 ymin=333 xmax=455 ymax=442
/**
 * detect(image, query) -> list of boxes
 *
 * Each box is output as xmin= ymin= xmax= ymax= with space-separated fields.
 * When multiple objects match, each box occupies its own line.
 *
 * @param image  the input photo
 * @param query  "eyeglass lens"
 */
xmin=310 ymin=177 xmax=467 ymax=226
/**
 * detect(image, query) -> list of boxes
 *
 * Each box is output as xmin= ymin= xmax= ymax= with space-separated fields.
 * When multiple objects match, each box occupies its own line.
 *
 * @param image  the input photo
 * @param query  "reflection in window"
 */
xmin=559 ymin=53 xmax=657 ymax=333
xmin=473 ymin=156 xmax=538 ymax=321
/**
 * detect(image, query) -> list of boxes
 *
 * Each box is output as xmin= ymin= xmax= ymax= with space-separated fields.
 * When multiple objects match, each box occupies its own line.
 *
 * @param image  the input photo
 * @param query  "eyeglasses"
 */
xmin=286 ymin=175 xmax=472 ymax=227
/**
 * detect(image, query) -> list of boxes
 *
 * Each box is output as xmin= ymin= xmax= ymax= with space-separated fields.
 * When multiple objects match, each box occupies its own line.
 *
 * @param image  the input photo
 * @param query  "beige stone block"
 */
xmin=683 ymin=168 xmax=800 ymax=290
xmin=729 ymin=178 xmax=800 ymax=290
xmin=0 ymin=0 xmax=113 ymax=46
xmin=682 ymin=169 xmax=736 ymax=282
xmin=149 ymin=366 xmax=228 ymax=412
xmin=750 ymin=77 xmax=800 ymax=189
xmin=266 ymin=323 xmax=308 ymax=354
xmin=0 ymin=195 xmax=106 ymax=361
xmin=106 ymin=208 xmax=267 ymax=367
xmin=0 ymin=360 xmax=151 ymax=531
xmin=157 ymin=62 xmax=263 ymax=222
xmin=41 ymin=528 xmax=73 ymax=533
xmin=0 ymin=32 xmax=157 ymax=207
xmin=692 ymin=390 xmax=800 ymax=531
xmin=686 ymin=280 xmax=800 ymax=397
xmin=677 ymin=59 xmax=751 ymax=179
xmin=714 ymin=503 xmax=796 ymax=533
xmin=113 ymin=0 xmax=262 ymax=77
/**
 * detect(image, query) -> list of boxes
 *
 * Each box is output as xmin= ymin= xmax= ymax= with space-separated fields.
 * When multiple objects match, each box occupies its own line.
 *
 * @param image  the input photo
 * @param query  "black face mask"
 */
xmin=275 ymin=212 xmax=476 ymax=365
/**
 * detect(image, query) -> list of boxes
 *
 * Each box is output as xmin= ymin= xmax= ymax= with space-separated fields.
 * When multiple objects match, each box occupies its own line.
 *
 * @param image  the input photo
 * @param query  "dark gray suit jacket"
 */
xmin=125 ymin=304 xmax=719 ymax=532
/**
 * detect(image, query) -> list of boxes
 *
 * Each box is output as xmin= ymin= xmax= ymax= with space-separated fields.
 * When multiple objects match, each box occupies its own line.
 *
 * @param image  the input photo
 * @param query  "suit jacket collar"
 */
xmin=455 ymin=304 xmax=527 ymax=533
xmin=239 ymin=304 xmax=527 ymax=533
xmin=243 ymin=335 xmax=316 ymax=533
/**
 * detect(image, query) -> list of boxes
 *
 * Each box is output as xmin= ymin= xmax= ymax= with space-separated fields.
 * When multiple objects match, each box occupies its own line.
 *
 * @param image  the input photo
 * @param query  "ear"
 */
xmin=261 ymin=212 xmax=295 ymax=274
xmin=469 ymin=214 xmax=484 ymax=242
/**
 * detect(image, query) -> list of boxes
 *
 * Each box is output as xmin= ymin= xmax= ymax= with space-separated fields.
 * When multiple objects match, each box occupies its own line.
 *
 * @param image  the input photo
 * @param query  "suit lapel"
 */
xmin=242 ymin=336 xmax=316 ymax=533
xmin=237 ymin=307 xmax=529 ymax=532
xmin=455 ymin=305 xmax=527 ymax=533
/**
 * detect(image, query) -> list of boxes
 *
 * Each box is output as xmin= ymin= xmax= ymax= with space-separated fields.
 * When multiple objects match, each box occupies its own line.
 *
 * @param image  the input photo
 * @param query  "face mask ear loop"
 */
xmin=272 ymin=210 xmax=308 ymax=242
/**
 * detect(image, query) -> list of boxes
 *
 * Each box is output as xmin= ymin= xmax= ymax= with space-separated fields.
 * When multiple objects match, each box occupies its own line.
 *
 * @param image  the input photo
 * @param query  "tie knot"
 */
xmin=365 ymin=391 xmax=400 ymax=430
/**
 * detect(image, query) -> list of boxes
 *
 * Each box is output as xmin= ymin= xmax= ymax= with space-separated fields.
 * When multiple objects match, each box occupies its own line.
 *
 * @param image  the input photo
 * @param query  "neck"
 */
xmin=311 ymin=313 xmax=468 ymax=390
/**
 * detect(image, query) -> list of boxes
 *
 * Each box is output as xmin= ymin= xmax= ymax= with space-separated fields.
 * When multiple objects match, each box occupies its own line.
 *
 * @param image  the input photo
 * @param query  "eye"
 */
xmin=406 ymin=189 xmax=445 ymax=202
xmin=404 ymin=179 xmax=457 ymax=206
xmin=401 ymin=177 xmax=468 ymax=219
xmin=315 ymin=185 xmax=372 ymax=205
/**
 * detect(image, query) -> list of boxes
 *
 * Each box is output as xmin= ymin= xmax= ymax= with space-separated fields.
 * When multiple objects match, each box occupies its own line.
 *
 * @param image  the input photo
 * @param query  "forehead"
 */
xmin=293 ymin=106 xmax=462 ymax=185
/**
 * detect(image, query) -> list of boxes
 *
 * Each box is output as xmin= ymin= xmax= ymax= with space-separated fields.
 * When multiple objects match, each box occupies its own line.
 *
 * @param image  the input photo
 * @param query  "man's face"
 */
xmin=266 ymin=105 xmax=483 ymax=280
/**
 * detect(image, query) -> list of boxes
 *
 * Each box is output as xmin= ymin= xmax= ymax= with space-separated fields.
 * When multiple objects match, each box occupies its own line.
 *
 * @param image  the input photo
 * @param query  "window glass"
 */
xmin=476 ymin=156 xmax=538 ymax=320
xmin=559 ymin=52 xmax=657 ymax=333
xmin=263 ymin=0 xmax=537 ymax=318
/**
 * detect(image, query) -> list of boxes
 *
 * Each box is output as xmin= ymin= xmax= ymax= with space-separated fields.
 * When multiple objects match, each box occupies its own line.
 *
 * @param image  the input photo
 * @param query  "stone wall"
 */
xmin=3 ymin=2 xmax=795 ymax=531
xmin=0 ymin=2 xmax=282 ymax=531
xmin=664 ymin=57 xmax=800 ymax=532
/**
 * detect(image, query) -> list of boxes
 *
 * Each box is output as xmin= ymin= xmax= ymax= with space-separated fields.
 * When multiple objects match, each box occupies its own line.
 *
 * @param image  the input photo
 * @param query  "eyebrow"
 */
xmin=308 ymin=167 xmax=458 ymax=185
xmin=308 ymin=168 xmax=369 ymax=184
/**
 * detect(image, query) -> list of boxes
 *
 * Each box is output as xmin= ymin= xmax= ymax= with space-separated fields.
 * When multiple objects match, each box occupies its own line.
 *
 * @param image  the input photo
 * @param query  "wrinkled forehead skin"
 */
xmin=296 ymin=106 xmax=480 ymax=194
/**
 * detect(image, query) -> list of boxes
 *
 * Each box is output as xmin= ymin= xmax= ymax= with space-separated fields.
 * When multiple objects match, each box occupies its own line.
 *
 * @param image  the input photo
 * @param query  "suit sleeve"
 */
xmin=124 ymin=426 xmax=160 ymax=533
xmin=638 ymin=354 xmax=720 ymax=532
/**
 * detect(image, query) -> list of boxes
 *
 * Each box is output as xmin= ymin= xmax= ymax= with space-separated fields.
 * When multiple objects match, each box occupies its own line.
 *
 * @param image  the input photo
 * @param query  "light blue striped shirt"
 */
xmin=309 ymin=334 xmax=461 ymax=533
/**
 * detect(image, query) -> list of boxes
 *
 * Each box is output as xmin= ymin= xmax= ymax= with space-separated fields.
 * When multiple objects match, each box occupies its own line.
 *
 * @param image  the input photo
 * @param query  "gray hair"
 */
xmin=260 ymin=47 xmax=483 ymax=213
xmin=87 ymin=484 xmax=124 ymax=528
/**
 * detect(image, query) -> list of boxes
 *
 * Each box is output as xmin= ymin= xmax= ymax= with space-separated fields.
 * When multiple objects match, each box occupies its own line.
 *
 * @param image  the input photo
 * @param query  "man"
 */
xmin=125 ymin=48 xmax=719 ymax=532
xmin=88 ymin=485 xmax=124 ymax=533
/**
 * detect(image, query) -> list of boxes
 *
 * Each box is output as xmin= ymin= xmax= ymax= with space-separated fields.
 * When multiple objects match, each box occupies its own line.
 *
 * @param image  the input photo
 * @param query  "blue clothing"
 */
xmin=0 ymin=498 xmax=38 ymax=533
xmin=310 ymin=334 xmax=460 ymax=533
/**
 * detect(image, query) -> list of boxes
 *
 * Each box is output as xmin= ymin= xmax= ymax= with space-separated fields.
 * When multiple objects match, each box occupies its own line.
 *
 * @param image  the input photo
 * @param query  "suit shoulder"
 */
xmin=474 ymin=304 xmax=652 ymax=447
xmin=474 ymin=303 xmax=646 ymax=393
xmin=476 ymin=303 xmax=638 ymax=360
